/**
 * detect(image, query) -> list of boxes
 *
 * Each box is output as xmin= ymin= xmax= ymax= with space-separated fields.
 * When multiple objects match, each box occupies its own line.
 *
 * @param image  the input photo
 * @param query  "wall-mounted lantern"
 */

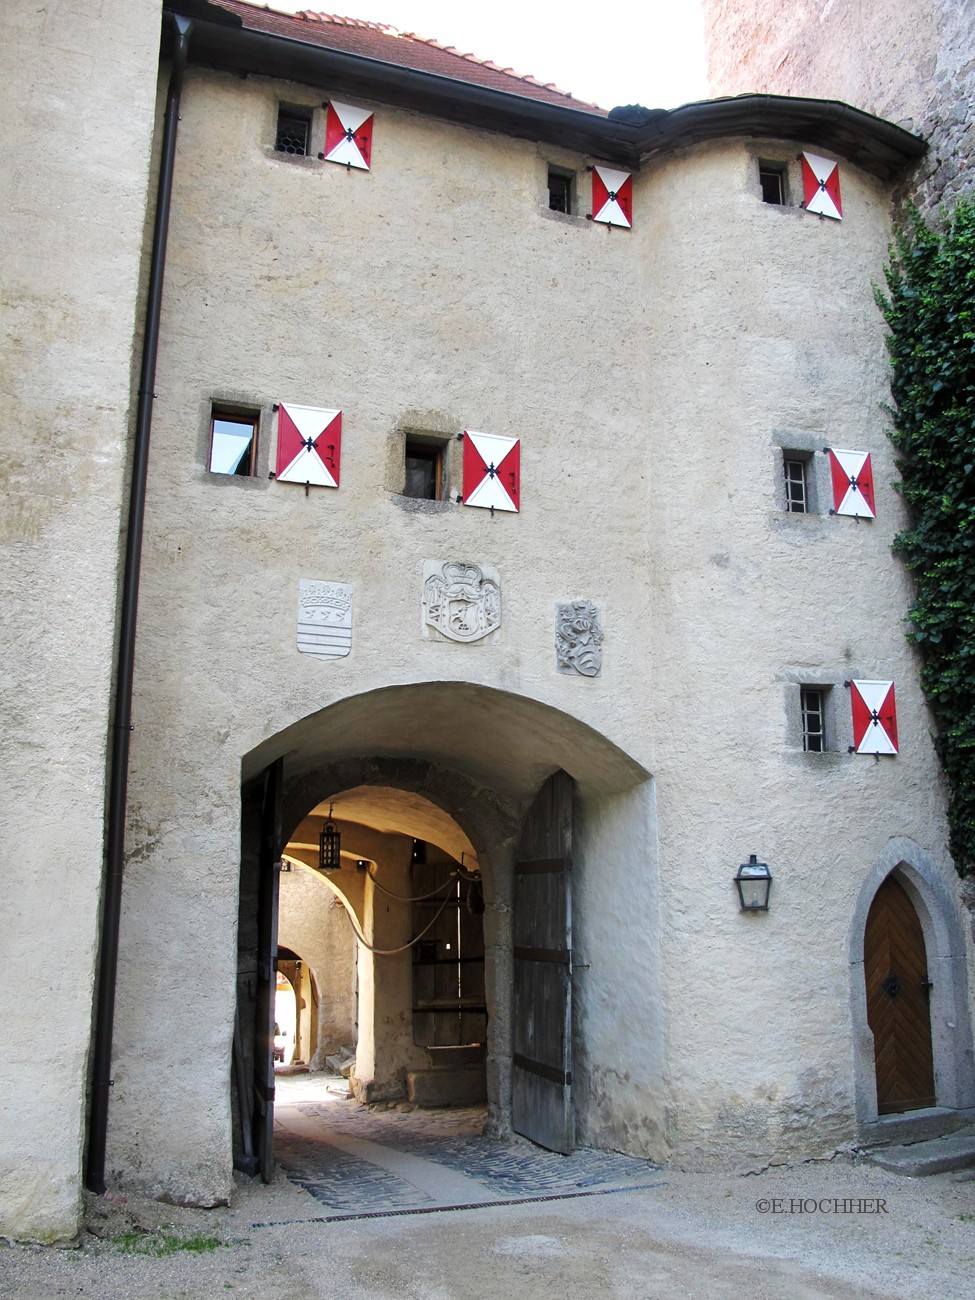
xmin=735 ymin=854 xmax=772 ymax=911
xmin=319 ymin=804 xmax=341 ymax=872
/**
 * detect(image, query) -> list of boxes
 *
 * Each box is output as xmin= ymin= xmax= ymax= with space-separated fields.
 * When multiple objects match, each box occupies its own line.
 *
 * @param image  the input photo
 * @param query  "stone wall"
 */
xmin=0 ymin=0 xmax=161 ymax=1243
xmin=703 ymin=0 xmax=975 ymax=212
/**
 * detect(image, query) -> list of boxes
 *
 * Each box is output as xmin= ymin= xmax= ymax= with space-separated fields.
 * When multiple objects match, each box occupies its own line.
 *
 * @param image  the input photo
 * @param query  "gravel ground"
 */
xmin=1 ymin=1158 xmax=973 ymax=1299
xmin=2 ymin=1079 xmax=973 ymax=1300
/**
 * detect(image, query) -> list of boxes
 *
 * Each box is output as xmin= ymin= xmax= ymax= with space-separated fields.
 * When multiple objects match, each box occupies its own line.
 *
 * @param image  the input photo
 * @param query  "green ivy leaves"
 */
xmin=877 ymin=201 xmax=975 ymax=875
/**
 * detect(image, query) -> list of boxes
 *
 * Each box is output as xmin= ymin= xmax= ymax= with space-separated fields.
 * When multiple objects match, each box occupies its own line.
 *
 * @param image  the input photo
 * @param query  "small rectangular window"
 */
xmin=801 ymin=686 xmax=826 ymax=752
xmin=209 ymin=410 xmax=258 ymax=477
xmin=759 ymin=163 xmax=786 ymax=205
xmin=783 ymin=454 xmax=808 ymax=513
xmin=548 ymin=168 xmax=573 ymax=214
xmin=404 ymin=440 xmax=443 ymax=500
xmin=275 ymin=106 xmax=311 ymax=157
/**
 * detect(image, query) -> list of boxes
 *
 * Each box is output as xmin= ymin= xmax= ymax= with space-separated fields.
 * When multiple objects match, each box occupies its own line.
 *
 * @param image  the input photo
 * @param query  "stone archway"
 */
xmin=849 ymin=837 xmax=975 ymax=1142
xmin=235 ymin=682 xmax=658 ymax=1172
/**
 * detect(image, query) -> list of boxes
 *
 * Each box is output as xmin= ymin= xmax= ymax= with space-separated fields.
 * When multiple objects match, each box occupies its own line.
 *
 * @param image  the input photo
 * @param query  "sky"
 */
xmin=265 ymin=0 xmax=708 ymax=110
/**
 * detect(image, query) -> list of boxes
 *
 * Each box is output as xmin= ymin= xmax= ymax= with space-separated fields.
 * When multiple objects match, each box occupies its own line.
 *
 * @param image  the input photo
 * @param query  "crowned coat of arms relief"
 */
xmin=296 ymin=580 xmax=352 ymax=660
xmin=422 ymin=561 xmax=501 ymax=644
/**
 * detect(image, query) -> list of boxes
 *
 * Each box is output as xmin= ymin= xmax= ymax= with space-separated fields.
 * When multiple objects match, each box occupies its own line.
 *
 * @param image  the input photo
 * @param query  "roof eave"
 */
xmin=163 ymin=0 xmax=644 ymax=160
xmin=639 ymin=94 xmax=926 ymax=180
xmin=161 ymin=3 xmax=926 ymax=177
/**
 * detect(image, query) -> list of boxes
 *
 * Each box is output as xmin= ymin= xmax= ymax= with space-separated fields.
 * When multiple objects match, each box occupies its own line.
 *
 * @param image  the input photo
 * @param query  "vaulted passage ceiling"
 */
xmin=287 ymin=786 xmax=477 ymax=867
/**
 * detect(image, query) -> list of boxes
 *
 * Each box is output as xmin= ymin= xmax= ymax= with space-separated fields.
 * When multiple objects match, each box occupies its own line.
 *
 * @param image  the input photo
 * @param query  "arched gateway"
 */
xmin=234 ymin=682 xmax=653 ymax=1179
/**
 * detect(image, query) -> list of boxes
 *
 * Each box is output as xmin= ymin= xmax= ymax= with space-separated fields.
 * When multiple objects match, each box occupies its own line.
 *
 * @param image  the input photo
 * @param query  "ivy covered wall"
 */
xmin=878 ymin=201 xmax=975 ymax=875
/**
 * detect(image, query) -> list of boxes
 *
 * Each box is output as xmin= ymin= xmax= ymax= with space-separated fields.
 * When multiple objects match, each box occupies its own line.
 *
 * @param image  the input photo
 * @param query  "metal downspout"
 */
xmin=85 ymin=12 xmax=193 ymax=1195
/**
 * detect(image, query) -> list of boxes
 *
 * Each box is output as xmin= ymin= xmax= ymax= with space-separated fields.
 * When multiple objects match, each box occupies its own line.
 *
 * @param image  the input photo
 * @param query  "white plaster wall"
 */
xmin=573 ymin=781 xmax=667 ymax=1158
xmin=106 ymin=62 xmax=971 ymax=1197
xmin=110 ymin=71 xmax=651 ymax=1197
xmin=0 ymin=0 xmax=161 ymax=1241
xmin=638 ymin=139 xmax=962 ymax=1166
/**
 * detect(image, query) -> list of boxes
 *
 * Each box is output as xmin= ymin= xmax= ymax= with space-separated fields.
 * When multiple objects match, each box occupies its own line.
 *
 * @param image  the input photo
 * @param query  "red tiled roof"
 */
xmin=205 ymin=0 xmax=607 ymax=113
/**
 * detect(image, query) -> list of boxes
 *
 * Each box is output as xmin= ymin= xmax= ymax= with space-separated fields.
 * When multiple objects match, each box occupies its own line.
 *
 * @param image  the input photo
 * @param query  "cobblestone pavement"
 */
xmin=272 ymin=1074 xmax=661 ymax=1219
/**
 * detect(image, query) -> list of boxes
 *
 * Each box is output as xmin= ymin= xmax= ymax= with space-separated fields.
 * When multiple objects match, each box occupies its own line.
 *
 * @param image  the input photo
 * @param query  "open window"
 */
xmin=403 ymin=437 xmax=446 ymax=500
xmin=759 ymin=161 xmax=788 ymax=205
xmin=208 ymin=407 xmax=258 ymax=477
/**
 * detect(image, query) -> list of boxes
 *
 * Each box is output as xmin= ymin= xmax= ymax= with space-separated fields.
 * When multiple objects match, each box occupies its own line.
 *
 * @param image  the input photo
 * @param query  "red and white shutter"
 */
xmin=275 ymin=404 xmax=342 ymax=488
xmin=828 ymin=448 xmax=875 ymax=517
xmin=592 ymin=166 xmax=632 ymax=228
xmin=323 ymin=101 xmax=373 ymax=170
xmin=851 ymin=680 xmax=898 ymax=754
xmin=462 ymin=430 xmax=520 ymax=512
xmin=801 ymin=152 xmax=842 ymax=220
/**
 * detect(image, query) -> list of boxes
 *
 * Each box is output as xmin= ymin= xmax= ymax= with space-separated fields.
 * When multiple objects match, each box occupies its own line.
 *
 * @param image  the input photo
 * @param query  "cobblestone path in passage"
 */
xmin=272 ymin=1075 xmax=661 ymax=1220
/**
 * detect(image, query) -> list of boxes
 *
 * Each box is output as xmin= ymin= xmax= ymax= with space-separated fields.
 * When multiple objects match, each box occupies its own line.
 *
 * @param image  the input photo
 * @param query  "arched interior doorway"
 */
xmin=275 ymin=947 xmax=320 ymax=1069
xmin=273 ymin=970 xmax=297 ymax=1067
xmin=279 ymin=790 xmax=488 ymax=1109
xmin=233 ymin=682 xmax=654 ymax=1180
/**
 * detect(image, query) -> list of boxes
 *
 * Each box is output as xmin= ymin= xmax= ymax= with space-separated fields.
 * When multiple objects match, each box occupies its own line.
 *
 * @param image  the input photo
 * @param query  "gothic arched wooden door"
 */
xmin=864 ymin=874 xmax=936 ymax=1114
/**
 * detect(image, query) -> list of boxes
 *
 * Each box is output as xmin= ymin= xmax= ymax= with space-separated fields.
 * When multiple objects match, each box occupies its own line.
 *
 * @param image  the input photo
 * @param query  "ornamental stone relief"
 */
xmin=297 ymin=580 xmax=352 ymax=660
xmin=556 ymin=600 xmax=603 ymax=677
xmin=422 ymin=560 xmax=501 ymax=644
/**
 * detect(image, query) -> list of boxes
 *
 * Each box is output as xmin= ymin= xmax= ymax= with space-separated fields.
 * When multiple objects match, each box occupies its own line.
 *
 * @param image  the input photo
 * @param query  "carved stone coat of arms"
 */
xmin=422 ymin=561 xmax=501 ymax=644
xmin=297 ymin=580 xmax=352 ymax=660
xmin=556 ymin=599 xmax=603 ymax=676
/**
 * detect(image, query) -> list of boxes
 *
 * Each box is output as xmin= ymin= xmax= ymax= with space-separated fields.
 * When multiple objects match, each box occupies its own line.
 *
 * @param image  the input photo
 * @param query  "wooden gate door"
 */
xmin=254 ymin=758 xmax=283 ymax=1181
xmin=864 ymin=874 xmax=936 ymax=1115
xmin=512 ymin=770 xmax=574 ymax=1154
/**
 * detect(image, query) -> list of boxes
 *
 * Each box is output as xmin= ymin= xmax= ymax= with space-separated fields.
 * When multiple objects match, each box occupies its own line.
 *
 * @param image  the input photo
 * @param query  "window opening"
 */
xmin=404 ymin=440 xmax=443 ymax=500
xmin=759 ymin=163 xmax=786 ymax=205
xmin=548 ymin=168 xmax=573 ymax=214
xmin=275 ymin=106 xmax=311 ymax=157
xmin=411 ymin=846 xmax=486 ymax=1048
xmin=801 ymin=686 xmax=826 ymax=752
xmin=783 ymin=454 xmax=808 ymax=513
xmin=209 ymin=410 xmax=258 ymax=476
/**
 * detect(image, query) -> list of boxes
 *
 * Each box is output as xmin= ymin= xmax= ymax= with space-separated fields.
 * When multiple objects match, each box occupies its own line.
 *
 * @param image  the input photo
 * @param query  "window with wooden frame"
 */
xmin=403 ymin=438 xmax=445 ymax=500
xmin=208 ymin=407 xmax=258 ymax=477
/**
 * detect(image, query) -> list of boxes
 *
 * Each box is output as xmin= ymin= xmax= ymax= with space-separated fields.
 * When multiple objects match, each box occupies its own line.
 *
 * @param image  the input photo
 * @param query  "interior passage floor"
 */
xmin=272 ymin=1073 xmax=661 ymax=1219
